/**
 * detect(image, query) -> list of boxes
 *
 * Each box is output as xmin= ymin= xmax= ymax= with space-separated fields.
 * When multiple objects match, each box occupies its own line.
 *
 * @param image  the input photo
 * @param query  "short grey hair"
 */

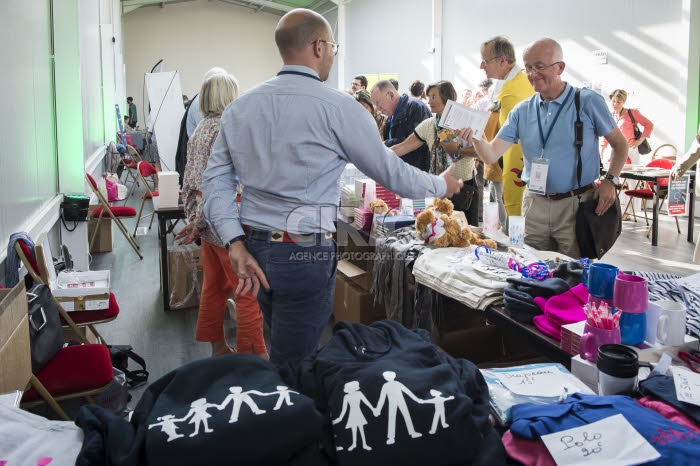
xmin=371 ymin=79 xmax=395 ymax=93
xmin=481 ymin=36 xmax=516 ymax=65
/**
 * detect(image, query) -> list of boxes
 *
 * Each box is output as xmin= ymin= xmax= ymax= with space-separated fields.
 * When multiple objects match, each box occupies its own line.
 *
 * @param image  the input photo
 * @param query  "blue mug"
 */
xmin=583 ymin=263 xmax=619 ymax=299
xmin=619 ymin=311 xmax=646 ymax=346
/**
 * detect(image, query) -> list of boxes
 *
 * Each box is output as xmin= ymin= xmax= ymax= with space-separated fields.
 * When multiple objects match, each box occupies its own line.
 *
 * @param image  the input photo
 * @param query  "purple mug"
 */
xmin=614 ymin=274 xmax=648 ymax=314
xmin=580 ymin=322 xmax=621 ymax=362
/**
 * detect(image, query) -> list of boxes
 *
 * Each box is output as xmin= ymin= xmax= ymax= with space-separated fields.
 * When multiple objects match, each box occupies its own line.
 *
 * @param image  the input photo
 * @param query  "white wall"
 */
xmin=122 ymin=0 xmax=282 ymax=122
xmin=344 ymin=0 xmax=699 ymax=150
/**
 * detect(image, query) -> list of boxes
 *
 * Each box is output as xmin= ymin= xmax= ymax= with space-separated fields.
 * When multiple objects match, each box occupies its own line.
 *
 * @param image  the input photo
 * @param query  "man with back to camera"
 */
xmin=479 ymin=36 xmax=536 ymax=218
xmin=126 ymin=96 xmax=137 ymax=129
xmin=351 ymin=75 xmax=367 ymax=92
xmin=456 ymin=38 xmax=628 ymax=258
xmin=371 ymin=80 xmax=431 ymax=172
xmin=201 ymin=8 xmax=463 ymax=366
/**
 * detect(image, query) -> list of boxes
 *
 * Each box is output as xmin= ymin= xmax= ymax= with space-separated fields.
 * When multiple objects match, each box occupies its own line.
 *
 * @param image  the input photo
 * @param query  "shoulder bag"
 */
xmin=27 ymin=284 xmax=64 ymax=373
xmin=627 ymin=109 xmax=652 ymax=155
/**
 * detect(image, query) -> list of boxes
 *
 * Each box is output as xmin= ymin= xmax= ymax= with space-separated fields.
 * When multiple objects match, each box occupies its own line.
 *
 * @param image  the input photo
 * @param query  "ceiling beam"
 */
xmin=231 ymin=0 xmax=293 ymax=12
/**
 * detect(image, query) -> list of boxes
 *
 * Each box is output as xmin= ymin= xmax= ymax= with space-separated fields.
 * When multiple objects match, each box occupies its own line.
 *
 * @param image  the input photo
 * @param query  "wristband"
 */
xmin=225 ymin=235 xmax=246 ymax=250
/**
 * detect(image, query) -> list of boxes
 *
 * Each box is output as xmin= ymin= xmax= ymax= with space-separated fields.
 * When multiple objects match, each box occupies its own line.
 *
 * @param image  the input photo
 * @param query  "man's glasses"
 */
xmin=525 ymin=62 xmax=561 ymax=74
xmin=372 ymin=91 xmax=391 ymax=108
xmin=316 ymin=39 xmax=339 ymax=56
xmin=480 ymin=55 xmax=502 ymax=66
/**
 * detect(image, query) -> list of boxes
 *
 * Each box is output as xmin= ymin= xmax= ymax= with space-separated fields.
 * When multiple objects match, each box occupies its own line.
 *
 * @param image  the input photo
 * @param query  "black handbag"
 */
xmin=628 ymin=109 xmax=652 ymax=155
xmin=27 ymin=284 xmax=64 ymax=373
xmin=107 ymin=344 xmax=149 ymax=388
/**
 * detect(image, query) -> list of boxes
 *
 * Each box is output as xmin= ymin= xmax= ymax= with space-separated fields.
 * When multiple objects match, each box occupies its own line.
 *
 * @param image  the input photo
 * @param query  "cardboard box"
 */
xmin=87 ymin=205 xmax=113 ymax=253
xmin=168 ymin=245 xmax=204 ymax=310
xmin=51 ymin=270 xmax=111 ymax=312
xmin=0 ymin=284 xmax=32 ymax=394
xmin=337 ymin=260 xmax=371 ymax=291
xmin=335 ymin=281 xmax=385 ymax=324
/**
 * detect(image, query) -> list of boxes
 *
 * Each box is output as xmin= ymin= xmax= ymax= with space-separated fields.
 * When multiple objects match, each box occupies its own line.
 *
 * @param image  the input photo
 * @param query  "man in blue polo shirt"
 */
xmin=457 ymin=38 xmax=629 ymax=258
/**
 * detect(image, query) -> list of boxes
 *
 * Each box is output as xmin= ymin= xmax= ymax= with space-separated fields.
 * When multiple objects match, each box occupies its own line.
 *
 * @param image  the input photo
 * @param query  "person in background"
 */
xmin=389 ymin=78 xmax=399 ymax=91
xmin=355 ymin=89 xmax=387 ymax=140
xmin=409 ymin=80 xmax=427 ymax=103
xmin=670 ymin=128 xmax=700 ymax=262
xmin=183 ymin=94 xmax=189 ymax=108
xmin=602 ymin=89 xmax=654 ymax=165
xmin=127 ymin=96 xmax=137 ymax=129
xmin=479 ymin=35 xmax=536 ymax=218
xmin=468 ymin=79 xmax=493 ymax=223
xmin=389 ymin=80 xmax=480 ymax=226
xmin=371 ymin=79 xmax=431 ymax=172
xmin=351 ymin=75 xmax=367 ymax=93
xmin=471 ymin=79 xmax=493 ymax=112
xmin=176 ymin=72 xmax=268 ymax=359
xmin=456 ymin=38 xmax=628 ymax=258
xmin=201 ymin=8 xmax=462 ymax=367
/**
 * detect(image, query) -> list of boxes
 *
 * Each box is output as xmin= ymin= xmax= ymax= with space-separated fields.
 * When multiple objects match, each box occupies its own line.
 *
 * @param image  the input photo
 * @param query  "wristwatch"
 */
xmin=225 ymin=235 xmax=246 ymax=250
xmin=603 ymin=173 xmax=621 ymax=188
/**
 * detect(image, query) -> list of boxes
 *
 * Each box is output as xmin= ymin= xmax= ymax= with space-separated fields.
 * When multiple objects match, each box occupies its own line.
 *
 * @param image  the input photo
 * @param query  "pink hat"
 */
xmin=532 ymin=284 xmax=588 ymax=340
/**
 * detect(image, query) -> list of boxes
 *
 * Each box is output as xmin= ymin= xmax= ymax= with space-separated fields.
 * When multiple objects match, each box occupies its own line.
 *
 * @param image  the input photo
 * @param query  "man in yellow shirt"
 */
xmin=479 ymin=36 xmax=535 ymax=216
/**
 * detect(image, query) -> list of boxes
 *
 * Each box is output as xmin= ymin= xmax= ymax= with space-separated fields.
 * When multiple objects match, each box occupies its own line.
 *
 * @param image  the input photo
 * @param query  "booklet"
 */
xmin=438 ymin=100 xmax=489 ymax=140
xmin=667 ymin=175 xmax=689 ymax=216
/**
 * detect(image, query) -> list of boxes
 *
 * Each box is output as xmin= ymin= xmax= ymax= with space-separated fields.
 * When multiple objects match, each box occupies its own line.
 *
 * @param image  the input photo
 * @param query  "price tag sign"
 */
xmin=494 ymin=366 xmax=581 ymax=397
xmin=672 ymin=366 xmax=700 ymax=406
xmin=541 ymin=414 xmax=659 ymax=466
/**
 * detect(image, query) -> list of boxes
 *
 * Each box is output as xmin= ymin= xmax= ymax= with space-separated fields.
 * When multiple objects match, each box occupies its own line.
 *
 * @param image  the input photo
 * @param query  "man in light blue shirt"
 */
xmin=457 ymin=38 xmax=628 ymax=258
xmin=201 ymin=8 xmax=462 ymax=366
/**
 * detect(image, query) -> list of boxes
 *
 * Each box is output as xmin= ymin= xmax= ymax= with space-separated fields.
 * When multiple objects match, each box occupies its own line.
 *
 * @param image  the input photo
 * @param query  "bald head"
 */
xmin=525 ymin=38 xmax=563 ymax=62
xmin=275 ymin=8 xmax=331 ymax=60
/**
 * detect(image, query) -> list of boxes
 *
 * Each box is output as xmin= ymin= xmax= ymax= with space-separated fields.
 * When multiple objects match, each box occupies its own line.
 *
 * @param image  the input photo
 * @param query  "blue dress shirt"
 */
xmin=201 ymin=65 xmax=446 ymax=243
xmin=497 ymin=84 xmax=615 ymax=194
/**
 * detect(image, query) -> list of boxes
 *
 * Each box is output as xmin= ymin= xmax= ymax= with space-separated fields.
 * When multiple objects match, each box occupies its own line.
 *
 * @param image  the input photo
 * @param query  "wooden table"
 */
xmin=152 ymin=196 xmax=186 ymax=311
xmin=619 ymin=169 xmax=695 ymax=246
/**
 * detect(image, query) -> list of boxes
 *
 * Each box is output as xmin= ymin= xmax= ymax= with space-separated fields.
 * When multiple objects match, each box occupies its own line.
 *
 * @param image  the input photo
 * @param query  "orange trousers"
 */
xmin=196 ymin=240 xmax=267 ymax=355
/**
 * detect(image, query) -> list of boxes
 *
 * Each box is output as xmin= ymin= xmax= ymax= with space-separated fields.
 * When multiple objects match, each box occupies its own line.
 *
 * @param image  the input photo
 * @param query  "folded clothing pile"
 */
xmin=503 ymin=277 xmax=571 ymax=324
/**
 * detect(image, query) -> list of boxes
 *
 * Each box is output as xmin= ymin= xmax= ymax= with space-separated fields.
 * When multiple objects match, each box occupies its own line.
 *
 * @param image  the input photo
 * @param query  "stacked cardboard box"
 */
xmin=87 ymin=205 xmax=113 ymax=253
xmin=157 ymin=171 xmax=180 ymax=208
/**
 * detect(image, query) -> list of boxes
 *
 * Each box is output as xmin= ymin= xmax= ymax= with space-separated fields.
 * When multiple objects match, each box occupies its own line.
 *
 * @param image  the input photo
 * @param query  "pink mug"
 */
xmin=580 ymin=322 xmax=621 ymax=362
xmin=614 ymin=274 xmax=648 ymax=314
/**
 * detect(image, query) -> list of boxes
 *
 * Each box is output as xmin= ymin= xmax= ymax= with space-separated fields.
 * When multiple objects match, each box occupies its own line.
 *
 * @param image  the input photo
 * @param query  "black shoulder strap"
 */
xmin=627 ymin=108 xmax=636 ymax=126
xmin=574 ymin=88 xmax=583 ymax=190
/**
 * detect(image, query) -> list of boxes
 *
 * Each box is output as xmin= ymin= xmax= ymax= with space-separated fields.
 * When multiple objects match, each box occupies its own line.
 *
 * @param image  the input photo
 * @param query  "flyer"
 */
xmin=667 ymin=175 xmax=689 ymax=216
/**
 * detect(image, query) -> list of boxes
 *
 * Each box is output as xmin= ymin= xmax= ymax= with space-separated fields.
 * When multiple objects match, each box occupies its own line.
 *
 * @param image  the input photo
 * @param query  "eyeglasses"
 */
xmin=480 ymin=55 xmax=502 ymax=66
xmin=372 ymin=91 xmax=392 ymax=108
xmin=525 ymin=61 xmax=561 ymax=74
xmin=314 ymin=39 xmax=339 ymax=56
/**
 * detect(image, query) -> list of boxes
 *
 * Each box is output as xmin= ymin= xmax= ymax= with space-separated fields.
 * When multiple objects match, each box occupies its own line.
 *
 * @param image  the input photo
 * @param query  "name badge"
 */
xmin=529 ymin=159 xmax=550 ymax=195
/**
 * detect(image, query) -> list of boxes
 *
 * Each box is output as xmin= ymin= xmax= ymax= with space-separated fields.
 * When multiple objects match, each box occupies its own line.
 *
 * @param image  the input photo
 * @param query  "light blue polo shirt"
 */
xmin=497 ymin=83 xmax=615 ymax=194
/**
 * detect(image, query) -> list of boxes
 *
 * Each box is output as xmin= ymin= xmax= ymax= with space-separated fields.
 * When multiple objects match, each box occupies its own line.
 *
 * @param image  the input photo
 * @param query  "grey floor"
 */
xmin=90 ymin=180 xmax=700 ymax=409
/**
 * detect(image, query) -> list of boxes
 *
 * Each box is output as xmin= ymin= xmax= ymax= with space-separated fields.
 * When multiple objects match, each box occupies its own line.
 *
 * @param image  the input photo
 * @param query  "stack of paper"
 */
xmin=375 ymin=184 xmax=400 ymax=209
xmin=339 ymin=184 xmax=360 ymax=223
xmin=353 ymin=207 xmax=373 ymax=231
xmin=412 ymin=198 xmax=427 ymax=213
xmin=375 ymin=214 xmax=416 ymax=236
xmin=158 ymin=171 xmax=180 ymax=208
xmin=354 ymin=178 xmax=374 ymax=201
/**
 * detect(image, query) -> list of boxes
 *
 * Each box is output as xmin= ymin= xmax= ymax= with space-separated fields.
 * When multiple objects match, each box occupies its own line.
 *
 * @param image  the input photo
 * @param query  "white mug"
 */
xmin=656 ymin=300 xmax=686 ymax=346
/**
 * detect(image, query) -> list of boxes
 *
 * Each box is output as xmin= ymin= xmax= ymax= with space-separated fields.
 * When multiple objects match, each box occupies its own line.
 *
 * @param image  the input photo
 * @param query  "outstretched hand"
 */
xmin=440 ymin=165 xmax=464 ymax=198
xmin=228 ymin=242 xmax=270 ymax=297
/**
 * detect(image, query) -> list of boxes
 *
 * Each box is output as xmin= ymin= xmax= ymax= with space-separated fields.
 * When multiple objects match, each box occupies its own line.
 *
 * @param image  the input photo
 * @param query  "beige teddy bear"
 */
xmin=415 ymin=198 xmax=497 ymax=249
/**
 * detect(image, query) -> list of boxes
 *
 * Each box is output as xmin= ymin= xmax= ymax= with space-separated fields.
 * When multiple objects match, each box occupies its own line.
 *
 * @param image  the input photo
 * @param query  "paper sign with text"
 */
xmin=672 ymin=366 xmax=700 ymax=406
xmin=494 ymin=366 xmax=584 ymax=397
xmin=668 ymin=175 xmax=689 ymax=216
xmin=541 ymin=414 xmax=660 ymax=466
xmin=438 ymin=100 xmax=489 ymax=140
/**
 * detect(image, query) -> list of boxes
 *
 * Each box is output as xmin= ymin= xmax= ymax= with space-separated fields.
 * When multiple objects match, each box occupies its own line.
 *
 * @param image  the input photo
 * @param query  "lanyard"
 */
xmin=536 ymin=86 xmax=572 ymax=158
xmin=277 ymin=70 xmax=322 ymax=82
xmin=389 ymin=95 xmax=406 ymax=140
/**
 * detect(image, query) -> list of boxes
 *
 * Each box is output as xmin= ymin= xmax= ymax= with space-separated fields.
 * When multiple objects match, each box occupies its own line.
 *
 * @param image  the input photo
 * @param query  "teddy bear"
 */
xmin=368 ymin=199 xmax=394 ymax=216
xmin=415 ymin=198 xmax=498 ymax=249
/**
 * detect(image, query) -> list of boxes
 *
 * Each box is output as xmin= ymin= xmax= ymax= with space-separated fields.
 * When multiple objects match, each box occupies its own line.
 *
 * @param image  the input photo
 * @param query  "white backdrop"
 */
xmin=144 ymin=71 xmax=185 ymax=172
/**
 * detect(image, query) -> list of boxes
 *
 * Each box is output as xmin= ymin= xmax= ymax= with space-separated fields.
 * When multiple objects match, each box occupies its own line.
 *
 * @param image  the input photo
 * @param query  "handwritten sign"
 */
xmin=541 ymin=414 xmax=659 ymax=466
xmin=494 ymin=366 xmax=583 ymax=397
xmin=672 ymin=367 xmax=700 ymax=406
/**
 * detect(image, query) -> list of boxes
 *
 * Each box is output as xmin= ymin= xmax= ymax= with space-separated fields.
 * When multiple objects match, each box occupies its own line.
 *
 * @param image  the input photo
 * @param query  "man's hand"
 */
xmin=228 ymin=241 xmax=269 ymax=297
xmin=175 ymin=223 xmax=201 ymax=245
xmin=594 ymin=180 xmax=618 ymax=216
xmin=454 ymin=127 xmax=475 ymax=144
xmin=670 ymin=165 xmax=681 ymax=181
xmin=440 ymin=165 xmax=464 ymax=198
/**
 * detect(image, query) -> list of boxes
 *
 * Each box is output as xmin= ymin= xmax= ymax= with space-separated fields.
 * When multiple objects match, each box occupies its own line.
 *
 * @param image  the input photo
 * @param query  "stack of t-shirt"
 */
xmin=339 ymin=185 xmax=360 ymax=223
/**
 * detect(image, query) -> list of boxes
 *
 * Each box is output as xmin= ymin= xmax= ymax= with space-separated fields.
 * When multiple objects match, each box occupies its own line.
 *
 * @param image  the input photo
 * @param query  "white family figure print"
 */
xmin=218 ymin=386 xmax=267 ymax=423
xmin=332 ymin=381 xmax=375 ymax=452
xmin=180 ymin=398 xmax=219 ymax=437
xmin=374 ymin=371 xmax=424 ymax=445
xmin=272 ymin=385 xmax=298 ymax=410
xmin=424 ymin=389 xmax=454 ymax=434
xmin=148 ymin=414 xmax=185 ymax=442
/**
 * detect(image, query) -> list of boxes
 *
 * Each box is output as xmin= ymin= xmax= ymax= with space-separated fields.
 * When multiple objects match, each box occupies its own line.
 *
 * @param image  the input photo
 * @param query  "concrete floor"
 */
xmin=89 ymin=179 xmax=700 ymax=410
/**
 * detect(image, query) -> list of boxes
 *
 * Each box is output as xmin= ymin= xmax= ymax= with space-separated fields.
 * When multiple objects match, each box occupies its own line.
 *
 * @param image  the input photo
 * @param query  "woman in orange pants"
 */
xmin=177 ymin=70 xmax=267 ymax=358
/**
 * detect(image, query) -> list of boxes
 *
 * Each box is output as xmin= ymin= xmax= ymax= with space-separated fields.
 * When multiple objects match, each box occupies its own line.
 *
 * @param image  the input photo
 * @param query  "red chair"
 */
xmin=623 ymin=158 xmax=680 ymax=236
xmin=133 ymin=161 xmax=159 ymax=236
xmin=86 ymin=173 xmax=143 ymax=259
xmin=15 ymin=235 xmax=120 ymax=346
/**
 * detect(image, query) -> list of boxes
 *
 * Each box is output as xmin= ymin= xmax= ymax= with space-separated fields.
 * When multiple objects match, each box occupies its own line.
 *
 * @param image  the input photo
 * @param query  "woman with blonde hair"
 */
xmin=177 ymin=71 xmax=268 ymax=359
xmin=602 ymin=89 xmax=654 ymax=165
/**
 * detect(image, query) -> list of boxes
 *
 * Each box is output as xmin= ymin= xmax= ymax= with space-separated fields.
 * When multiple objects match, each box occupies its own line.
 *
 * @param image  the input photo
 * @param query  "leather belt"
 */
xmin=538 ymin=183 xmax=595 ymax=201
xmin=242 ymin=225 xmax=333 ymax=244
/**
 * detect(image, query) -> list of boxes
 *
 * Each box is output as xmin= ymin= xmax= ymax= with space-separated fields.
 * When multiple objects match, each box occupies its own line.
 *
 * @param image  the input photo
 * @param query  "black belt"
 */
xmin=538 ymin=183 xmax=595 ymax=201
xmin=242 ymin=225 xmax=332 ymax=243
